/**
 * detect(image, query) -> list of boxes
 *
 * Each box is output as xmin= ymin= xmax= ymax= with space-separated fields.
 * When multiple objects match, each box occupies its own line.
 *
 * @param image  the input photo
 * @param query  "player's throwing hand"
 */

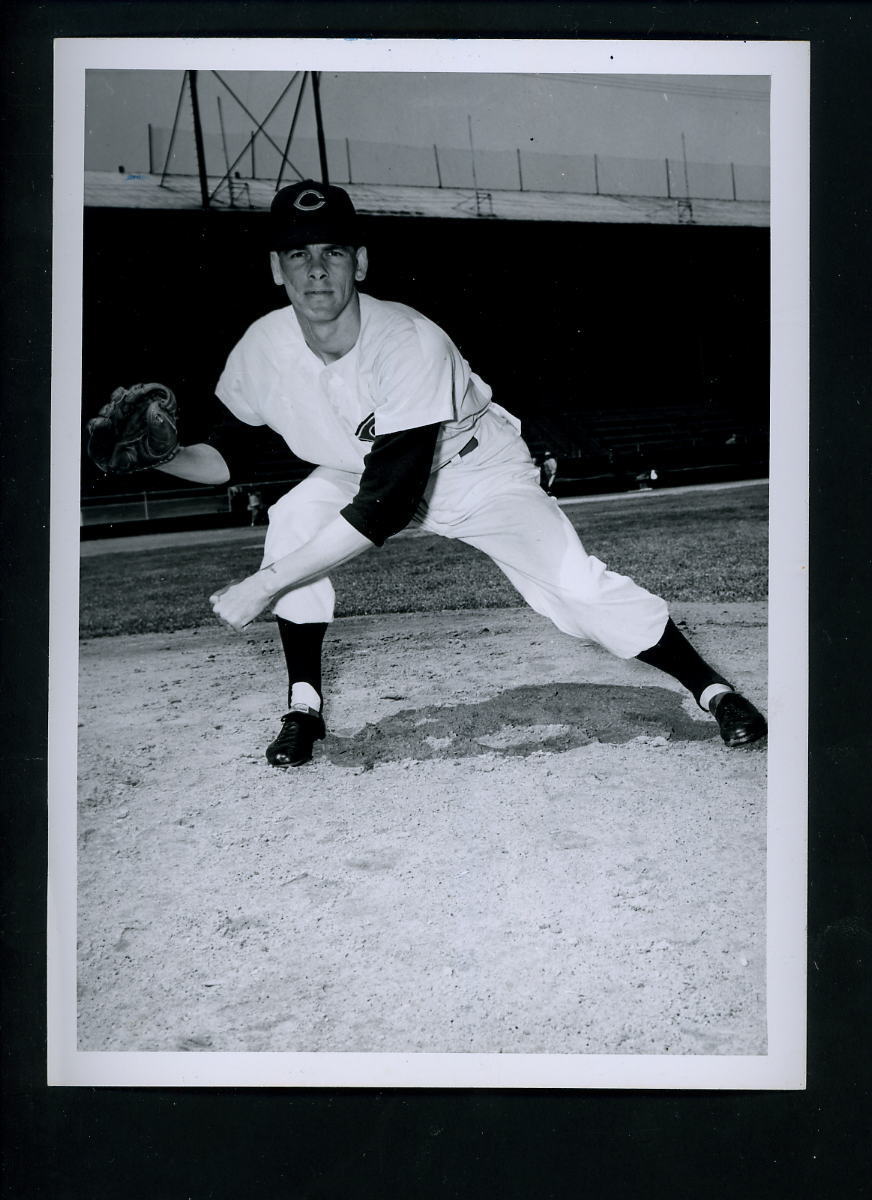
xmin=210 ymin=571 xmax=275 ymax=631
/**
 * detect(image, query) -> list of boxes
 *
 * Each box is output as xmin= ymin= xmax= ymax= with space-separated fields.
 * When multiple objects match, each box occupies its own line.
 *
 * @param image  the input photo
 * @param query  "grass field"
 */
xmin=79 ymin=484 xmax=768 ymax=639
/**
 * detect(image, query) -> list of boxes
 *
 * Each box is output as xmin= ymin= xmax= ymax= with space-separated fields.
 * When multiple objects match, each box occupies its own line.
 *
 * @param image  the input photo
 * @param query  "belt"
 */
xmin=438 ymin=434 xmax=479 ymax=471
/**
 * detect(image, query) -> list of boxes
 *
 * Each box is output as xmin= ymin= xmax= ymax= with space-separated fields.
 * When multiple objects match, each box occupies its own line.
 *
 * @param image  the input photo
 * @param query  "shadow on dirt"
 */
xmin=325 ymin=682 xmax=716 ymax=768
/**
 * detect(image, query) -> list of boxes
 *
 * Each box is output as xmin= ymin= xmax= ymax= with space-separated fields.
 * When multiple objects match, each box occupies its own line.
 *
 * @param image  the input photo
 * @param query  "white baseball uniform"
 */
xmin=216 ymin=293 xmax=669 ymax=659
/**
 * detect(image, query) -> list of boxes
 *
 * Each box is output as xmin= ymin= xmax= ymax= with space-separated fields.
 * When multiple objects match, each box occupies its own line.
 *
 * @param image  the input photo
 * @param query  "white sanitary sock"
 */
xmin=699 ymin=682 xmax=733 ymax=712
xmin=290 ymin=681 xmax=322 ymax=712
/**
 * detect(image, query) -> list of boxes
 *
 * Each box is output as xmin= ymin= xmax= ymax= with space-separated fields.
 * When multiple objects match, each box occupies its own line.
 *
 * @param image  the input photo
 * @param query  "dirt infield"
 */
xmin=77 ymin=601 xmax=767 ymax=1057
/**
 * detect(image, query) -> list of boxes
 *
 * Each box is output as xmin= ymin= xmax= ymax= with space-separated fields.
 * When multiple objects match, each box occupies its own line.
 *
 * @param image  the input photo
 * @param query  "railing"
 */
xmin=80 ymin=476 xmax=305 ymax=527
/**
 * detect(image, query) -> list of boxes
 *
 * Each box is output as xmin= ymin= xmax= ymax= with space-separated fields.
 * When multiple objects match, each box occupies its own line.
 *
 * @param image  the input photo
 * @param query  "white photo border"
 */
xmin=49 ymin=36 xmax=809 ymax=1089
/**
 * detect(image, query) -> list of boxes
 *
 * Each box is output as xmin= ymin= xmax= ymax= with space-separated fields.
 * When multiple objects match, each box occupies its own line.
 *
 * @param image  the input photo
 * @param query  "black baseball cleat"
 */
xmin=709 ymin=691 xmax=767 ymax=748
xmin=266 ymin=706 xmax=326 ymax=767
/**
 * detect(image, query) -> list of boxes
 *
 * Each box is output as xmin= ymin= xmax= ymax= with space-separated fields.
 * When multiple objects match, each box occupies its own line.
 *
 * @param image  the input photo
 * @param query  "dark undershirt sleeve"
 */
xmin=340 ymin=422 xmax=442 ymax=546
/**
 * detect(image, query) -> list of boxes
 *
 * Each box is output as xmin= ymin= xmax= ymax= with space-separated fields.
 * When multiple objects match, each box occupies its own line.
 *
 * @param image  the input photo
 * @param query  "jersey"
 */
xmin=215 ymin=292 xmax=493 ymax=473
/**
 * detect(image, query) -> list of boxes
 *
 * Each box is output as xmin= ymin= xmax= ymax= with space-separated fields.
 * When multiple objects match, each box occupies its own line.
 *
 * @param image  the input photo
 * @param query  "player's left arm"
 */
xmin=210 ymin=422 xmax=441 ymax=630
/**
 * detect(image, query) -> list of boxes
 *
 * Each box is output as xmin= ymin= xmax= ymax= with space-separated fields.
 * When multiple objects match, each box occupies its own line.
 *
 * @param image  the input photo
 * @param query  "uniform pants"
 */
xmin=262 ymin=407 xmax=669 ymax=660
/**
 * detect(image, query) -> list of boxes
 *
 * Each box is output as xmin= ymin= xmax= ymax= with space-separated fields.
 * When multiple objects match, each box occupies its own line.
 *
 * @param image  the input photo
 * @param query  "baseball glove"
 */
xmin=86 ymin=382 xmax=180 ymax=474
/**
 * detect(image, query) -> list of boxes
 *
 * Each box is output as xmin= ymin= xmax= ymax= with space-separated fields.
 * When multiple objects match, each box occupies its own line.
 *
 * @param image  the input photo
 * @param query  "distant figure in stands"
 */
xmin=247 ymin=488 xmax=265 ymax=526
xmin=637 ymin=466 xmax=658 ymax=491
xmin=539 ymin=450 xmax=558 ymax=495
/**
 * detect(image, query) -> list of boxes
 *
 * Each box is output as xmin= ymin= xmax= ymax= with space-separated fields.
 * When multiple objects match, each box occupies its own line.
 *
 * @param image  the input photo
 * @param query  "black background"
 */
xmin=80 ymin=209 xmax=769 ymax=490
xmin=3 ymin=3 xmax=870 ymax=1198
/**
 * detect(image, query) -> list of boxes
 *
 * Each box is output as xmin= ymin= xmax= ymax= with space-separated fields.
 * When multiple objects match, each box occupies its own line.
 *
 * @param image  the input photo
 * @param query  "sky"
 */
xmin=84 ymin=70 xmax=770 ymax=175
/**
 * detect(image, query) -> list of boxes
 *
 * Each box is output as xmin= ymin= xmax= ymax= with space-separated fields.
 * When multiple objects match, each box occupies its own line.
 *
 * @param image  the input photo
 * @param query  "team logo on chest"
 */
xmin=355 ymin=413 xmax=377 ymax=442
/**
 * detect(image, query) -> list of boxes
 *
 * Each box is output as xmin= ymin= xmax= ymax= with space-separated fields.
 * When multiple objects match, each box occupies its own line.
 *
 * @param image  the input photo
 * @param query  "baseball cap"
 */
xmin=269 ymin=179 xmax=360 ymax=250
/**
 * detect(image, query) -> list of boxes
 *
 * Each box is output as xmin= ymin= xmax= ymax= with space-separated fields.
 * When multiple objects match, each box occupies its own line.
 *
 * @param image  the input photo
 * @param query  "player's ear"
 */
xmin=269 ymin=251 xmax=284 ymax=286
xmin=353 ymin=246 xmax=368 ymax=283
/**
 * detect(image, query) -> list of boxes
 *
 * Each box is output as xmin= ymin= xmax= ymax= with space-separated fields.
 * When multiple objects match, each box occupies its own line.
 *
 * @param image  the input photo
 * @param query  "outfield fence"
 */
xmin=148 ymin=128 xmax=769 ymax=204
xmin=81 ymin=445 xmax=767 ymax=532
xmin=80 ymin=477 xmax=304 ymax=527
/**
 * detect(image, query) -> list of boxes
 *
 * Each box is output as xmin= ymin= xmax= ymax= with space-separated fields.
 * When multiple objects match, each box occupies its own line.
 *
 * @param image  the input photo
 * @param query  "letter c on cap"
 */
xmin=293 ymin=188 xmax=327 ymax=212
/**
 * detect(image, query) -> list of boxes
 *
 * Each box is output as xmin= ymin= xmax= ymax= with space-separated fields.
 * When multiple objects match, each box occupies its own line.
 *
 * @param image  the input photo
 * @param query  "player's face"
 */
xmin=270 ymin=244 xmax=368 ymax=325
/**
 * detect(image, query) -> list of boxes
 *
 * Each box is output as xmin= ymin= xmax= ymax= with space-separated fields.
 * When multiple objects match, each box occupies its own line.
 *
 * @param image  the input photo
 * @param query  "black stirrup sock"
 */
xmin=635 ymin=617 xmax=731 ymax=705
xmin=276 ymin=617 xmax=328 ymax=708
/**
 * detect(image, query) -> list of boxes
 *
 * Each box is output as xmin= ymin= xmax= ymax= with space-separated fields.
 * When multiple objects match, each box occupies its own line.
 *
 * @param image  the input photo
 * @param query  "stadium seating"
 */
xmin=525 ymin=403 xmax=768 ymax=494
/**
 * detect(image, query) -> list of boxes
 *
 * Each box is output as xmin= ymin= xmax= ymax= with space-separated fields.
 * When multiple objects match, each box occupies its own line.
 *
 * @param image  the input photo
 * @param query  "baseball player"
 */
xmin=91 ymin=179 xmax=767 ymax=766
xmin=246 ymin=487 xmax=265 ymax=526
